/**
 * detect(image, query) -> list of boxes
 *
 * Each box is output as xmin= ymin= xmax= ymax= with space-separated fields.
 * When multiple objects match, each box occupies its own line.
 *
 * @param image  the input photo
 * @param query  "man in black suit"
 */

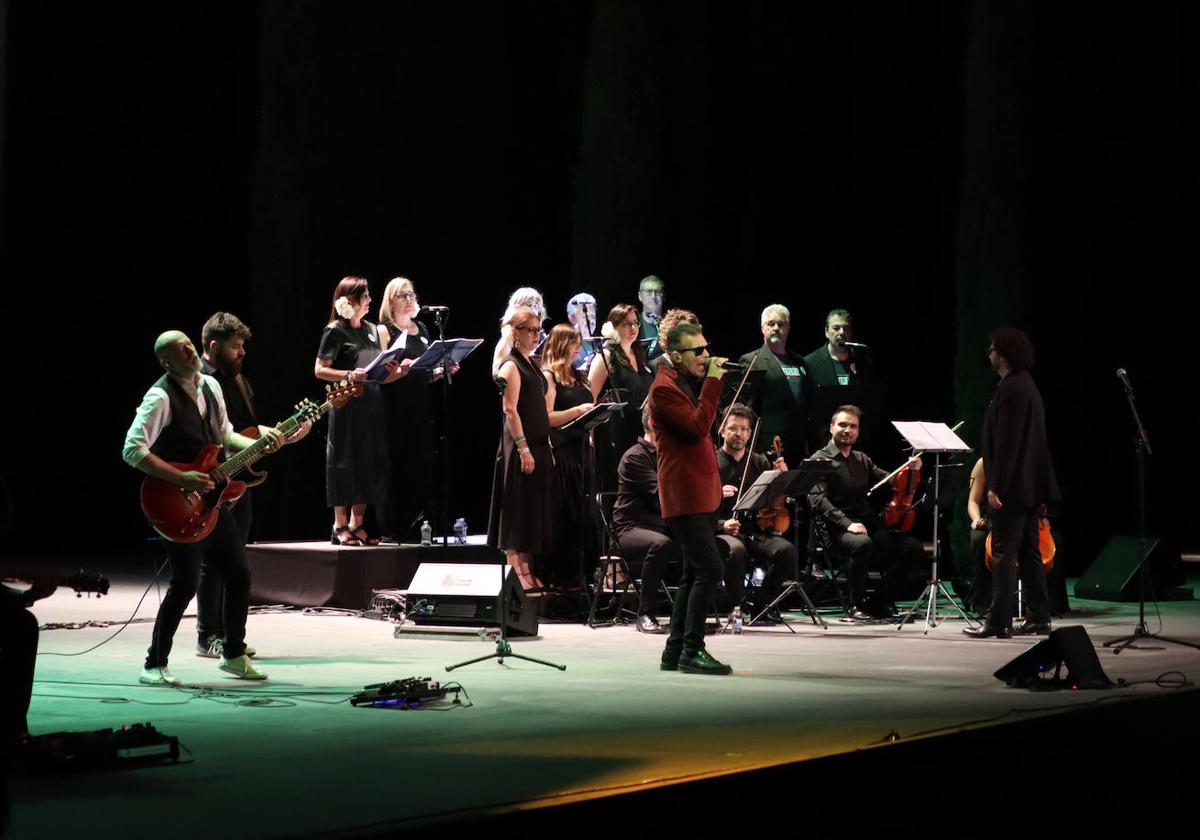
xmin=964 ymin=327 xmax=1058 ymax=639
xmin=802 ymin=308 xmax=873 ymax=387
xmin=738 ymin=304 xmax=812 ymax=455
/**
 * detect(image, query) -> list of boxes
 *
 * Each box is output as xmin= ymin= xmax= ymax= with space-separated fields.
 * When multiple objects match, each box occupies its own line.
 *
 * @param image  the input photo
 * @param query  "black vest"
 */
xmin=148 ymin=374 xmax=226 ymax=464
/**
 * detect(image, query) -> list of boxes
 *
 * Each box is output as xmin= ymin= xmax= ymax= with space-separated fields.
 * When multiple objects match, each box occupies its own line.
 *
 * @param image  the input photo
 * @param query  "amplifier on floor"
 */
xmin=1074 ymin=536 xmax=1185 ymax=602
xmin=404 ymin=562 xmax=537 ymax=637
xmin=993 ymin=626 xmax=1113 ymax=690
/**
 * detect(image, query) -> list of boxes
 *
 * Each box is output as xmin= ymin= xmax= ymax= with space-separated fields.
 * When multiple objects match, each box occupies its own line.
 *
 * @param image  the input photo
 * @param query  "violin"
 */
xmin=882 ymin=457 xmax=922 ymax=532
xmin=753 ymin=435 xmax=791 ymax=535
xmin=985 ymin=508 xmax=1056 ymax=571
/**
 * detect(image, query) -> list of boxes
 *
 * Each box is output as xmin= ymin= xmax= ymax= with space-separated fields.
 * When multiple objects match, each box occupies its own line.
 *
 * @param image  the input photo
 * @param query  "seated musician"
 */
xmin=613 ymin=405 xmax=747 ymax=631
xmin=807 ymin=405 xmax=923 ymax=620
xmin=716 ymin=404 xmax=801 ymax=617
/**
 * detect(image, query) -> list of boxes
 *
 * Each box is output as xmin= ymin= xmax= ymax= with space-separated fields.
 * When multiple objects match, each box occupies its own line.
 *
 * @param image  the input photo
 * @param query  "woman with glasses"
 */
xmin=491 ymin=287 xmax=546 ymax=376
xmin=540 ymin=324 xmax=597 ymax=586
xmin=588 ymin=303 xmax=652 ymax=491
xmin=487 ymin=307 xmax=559 ymax=591
xmin=377 ymin=276 xmax=436 ymax=542
xmin=315 ymin=276 xmax=406 ymax=546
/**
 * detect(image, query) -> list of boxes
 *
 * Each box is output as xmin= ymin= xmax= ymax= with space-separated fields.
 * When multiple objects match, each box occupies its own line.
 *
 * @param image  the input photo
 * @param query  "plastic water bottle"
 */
xmin=420 ymin=520 xmax=433 ymax=546
xmin=731 ymin=607 xmax=743 ymax=635
xmin=453 ymin=517 xmax=468 ymax=544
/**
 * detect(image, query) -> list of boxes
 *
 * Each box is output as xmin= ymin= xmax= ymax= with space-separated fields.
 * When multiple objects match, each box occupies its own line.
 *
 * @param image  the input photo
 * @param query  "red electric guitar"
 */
xmin=139 ymin=382 xmax=360 ymax=544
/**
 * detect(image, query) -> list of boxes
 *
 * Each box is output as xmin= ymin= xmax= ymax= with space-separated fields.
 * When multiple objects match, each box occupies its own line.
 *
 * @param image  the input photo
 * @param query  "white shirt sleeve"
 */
xmin=122 ymin=386 xmax=171 ymax=468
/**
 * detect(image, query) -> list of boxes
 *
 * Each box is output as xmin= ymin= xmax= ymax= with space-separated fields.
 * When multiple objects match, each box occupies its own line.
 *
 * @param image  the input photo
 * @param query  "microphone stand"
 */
xmin=433 ymin=309 xmax=452 ymax=547
xmin=1104 ymin=371 xmax=1199 ymax=653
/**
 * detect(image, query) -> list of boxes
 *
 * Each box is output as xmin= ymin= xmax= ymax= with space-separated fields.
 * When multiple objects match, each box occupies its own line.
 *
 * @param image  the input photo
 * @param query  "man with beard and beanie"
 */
xmin=964 ymin=327 xmax=1058 ymax=639
xmin=648 ymin=321 xmax=733 ymax=674
xmin=194 ymin=312 xmax=309 ymax=659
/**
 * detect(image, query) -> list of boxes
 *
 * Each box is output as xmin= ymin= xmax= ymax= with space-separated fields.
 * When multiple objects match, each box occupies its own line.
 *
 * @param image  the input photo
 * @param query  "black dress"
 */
xmin=595 ymin=344 xmax=652 ymax=492
xmin=317 ymin=319 xmax=390 ymax=507
xmin=487 ymin=351 xmax=558 ymax=554
xmin=546 ymin=370 xmax=596 ymax=583
xmin=379 ymin=320 xmax=434 ymax=539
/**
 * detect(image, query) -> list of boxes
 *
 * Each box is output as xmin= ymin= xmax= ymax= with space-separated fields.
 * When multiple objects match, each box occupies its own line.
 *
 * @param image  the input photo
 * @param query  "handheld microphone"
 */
xmin=720 ymin=361 xmax=747 ymax=371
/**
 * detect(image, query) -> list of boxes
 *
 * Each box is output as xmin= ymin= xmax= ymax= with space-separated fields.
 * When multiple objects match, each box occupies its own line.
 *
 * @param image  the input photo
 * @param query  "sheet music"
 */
xmin=891 ymin=421 xmax=972 ymax=453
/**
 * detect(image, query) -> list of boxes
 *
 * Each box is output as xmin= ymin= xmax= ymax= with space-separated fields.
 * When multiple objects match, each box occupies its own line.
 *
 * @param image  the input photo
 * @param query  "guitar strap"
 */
xmin=233 ymin=374 xmax=258 ymax=425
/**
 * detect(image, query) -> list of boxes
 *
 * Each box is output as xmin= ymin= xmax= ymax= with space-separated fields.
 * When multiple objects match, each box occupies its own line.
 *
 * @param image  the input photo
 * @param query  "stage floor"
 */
xmin=10 ymin=571 xmax=1200 ymax=837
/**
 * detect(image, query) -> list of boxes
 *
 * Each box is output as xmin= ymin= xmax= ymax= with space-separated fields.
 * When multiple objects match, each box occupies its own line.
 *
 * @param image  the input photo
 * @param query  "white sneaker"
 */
xmin=219 ymin=654 xmax=268 ymax=680
xmin=139 ymin=667 xmax=182 ymax=686
xmin=197 ymin=636 xmax=257 ymax=658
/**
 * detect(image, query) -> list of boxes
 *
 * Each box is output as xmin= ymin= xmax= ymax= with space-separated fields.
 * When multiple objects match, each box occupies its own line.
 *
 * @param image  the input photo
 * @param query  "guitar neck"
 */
xmin=212 ymin=394 xmax=338 ymax=481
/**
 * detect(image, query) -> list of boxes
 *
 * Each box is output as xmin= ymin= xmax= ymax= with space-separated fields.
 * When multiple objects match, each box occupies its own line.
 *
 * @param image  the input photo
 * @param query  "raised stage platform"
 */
xmin=9 ymin=560 xmax=1200 ymax=836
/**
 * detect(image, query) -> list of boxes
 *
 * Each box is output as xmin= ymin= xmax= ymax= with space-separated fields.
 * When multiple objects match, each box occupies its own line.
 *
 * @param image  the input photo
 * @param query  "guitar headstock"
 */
xmin=292 ymin=398 xmax=321 ymax=422
xmin=325 ymin=381 xmax=364 ymax=409
xmin=64 ymin=571 xmax=110 ymax=597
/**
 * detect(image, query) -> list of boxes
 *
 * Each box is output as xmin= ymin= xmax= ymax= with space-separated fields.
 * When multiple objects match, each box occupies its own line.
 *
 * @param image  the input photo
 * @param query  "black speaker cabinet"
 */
xmin=405 ymin=562 xmax=538 ymax=636
xmin=1073 ymin=536 xmax=1183 ymax=602
xmin=993 ymin=625 xmax=1112 ymax=690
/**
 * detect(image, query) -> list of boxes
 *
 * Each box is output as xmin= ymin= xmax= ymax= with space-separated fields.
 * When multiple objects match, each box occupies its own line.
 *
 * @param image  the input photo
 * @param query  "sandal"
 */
xmin=332 ymin=525 xmax=361 ymax=547
xmin=350 ymin=527 xmax=380 ymax=546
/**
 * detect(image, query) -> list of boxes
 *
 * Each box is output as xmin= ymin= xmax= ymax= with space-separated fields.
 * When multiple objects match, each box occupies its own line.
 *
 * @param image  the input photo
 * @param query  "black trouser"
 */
xmin=196 ymin=492 xmax=252 ymax=645
xmin=146 ymin=506 xmax=249 ymax=668
xmin=0 ymin=587 xmax=37 ymax=746
xmin=665 ymin=513 xmax=724 ymax=656
xmin=967 ymin=527 xmax=991 ymax=612
xmin=715 ymin=535 xmax=748 ymax=609
xmin=740 ymin=533 xmax=801 ymax=605
xmin=986 ymin=507 xmax=1050 ymax=629
xmin=614 ymin=526 xmax=678 ymax=615
xmin=833 ymin=526 xmax=924 ymax=609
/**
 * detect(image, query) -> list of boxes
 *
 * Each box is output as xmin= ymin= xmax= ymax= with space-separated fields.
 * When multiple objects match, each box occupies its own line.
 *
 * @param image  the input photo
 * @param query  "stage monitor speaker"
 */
xmin=993 ymin=625 xmax=1113 ymax=690
xmin=405 ymin=563 xmax=538 ymax=637
xmin=1073 ymin=536 xmax=1183 ymax=602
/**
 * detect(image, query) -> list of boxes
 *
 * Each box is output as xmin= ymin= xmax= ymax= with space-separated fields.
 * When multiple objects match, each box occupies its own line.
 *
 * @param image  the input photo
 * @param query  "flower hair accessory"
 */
xmin=600 ymin=320 xmax=618 ymax=341
xmin=335 ymin=296 xmax=356 ymax=319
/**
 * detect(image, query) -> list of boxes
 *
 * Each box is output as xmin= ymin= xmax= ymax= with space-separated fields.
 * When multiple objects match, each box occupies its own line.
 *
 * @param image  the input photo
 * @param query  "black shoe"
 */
xmin=1013 ymin=621 xmax=1051 ymax=636
xmin=637 ymin=613 xmax=664 ymax=634
xmin=677 ymin=649 xmax=733 ymax=675
xmin=963 ymin=624 xmax=1012 ymax=639
xmin=846 ymin=607 xmax=872 ymax=622
xmin=660 ymin=646 xmax=681 ymax=671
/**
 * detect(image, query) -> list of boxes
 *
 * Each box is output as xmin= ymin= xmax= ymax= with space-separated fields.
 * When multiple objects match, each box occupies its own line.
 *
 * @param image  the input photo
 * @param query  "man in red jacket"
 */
xmin=648 ymin=321 xmax=733 ymax=675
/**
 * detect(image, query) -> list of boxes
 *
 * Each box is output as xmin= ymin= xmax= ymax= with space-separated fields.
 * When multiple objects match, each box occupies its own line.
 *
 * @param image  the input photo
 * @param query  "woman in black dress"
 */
xmin=588 ymin=303 xmax=652 ymax=492
xmin=541 ymin=324 xmax=597 ymax=585
xmin=487 ymin=307 xmax=559 ymax=590
xmin=314 ymin=277 xmax=406 ymax=546
xmin=378 ymin=276 xmax=435 ymax=541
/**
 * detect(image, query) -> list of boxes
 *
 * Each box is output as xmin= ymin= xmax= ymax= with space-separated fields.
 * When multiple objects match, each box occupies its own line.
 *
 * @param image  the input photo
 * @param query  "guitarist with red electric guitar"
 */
xmin=122 ymin=329 xmax=288 ymax=686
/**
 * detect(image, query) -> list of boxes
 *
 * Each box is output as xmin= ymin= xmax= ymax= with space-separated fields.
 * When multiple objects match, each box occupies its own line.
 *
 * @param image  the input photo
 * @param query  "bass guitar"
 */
xmin=139 ymin=382 xmax=360 ymax=544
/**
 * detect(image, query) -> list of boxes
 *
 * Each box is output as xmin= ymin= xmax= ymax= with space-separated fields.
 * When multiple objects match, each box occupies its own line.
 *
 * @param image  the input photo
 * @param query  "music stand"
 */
xmin=890 ymin=421 xmax=975 ymax=633
xmin=561 ymin=403 xmax=625 ymax=615
xmin=411 ymin=335 xmax=484 ymax=546
xmin=721 ymin=460 xmax=835 ymax=632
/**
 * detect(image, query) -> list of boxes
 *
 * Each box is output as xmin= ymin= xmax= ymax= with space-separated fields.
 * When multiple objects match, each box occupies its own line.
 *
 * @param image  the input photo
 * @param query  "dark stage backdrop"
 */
xmin=1 ymin=1 xmax=1195 ymax=574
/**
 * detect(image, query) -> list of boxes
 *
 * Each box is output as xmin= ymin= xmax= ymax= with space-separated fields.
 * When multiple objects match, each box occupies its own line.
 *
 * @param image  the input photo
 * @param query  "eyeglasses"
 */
xmin=392 ymin=292 xmax=416 ymax=301
xmin=514 ymin=324 xmax=541 ymax=335
xmin=620 ymin=320 xmax=639 ymax=328
xmin=679 ymin=343 xmax=709 ymax=355
xmin=640 ymin=288 xmax=664 ymax=297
